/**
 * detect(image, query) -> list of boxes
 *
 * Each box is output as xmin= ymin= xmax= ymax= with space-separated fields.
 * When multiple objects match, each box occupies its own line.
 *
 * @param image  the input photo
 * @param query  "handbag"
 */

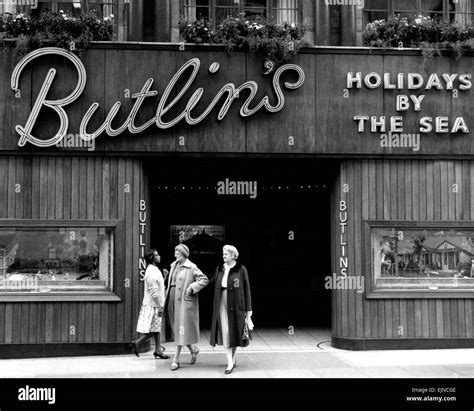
xmin=242 ymin=313 xmax=253 ymax=347
xmin=242 ymin=323 xmax=251 ymax=347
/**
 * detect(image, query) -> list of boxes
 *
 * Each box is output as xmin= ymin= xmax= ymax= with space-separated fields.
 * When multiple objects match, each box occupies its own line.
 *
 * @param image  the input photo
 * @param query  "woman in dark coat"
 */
xmin=210 ymin=245 xmax=252 ymax=374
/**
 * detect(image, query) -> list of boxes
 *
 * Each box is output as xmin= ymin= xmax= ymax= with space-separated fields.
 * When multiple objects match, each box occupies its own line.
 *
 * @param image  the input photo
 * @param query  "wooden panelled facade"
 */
xmin=1 ymin=43 xmax=474 ymax=354
xmin=332 ymin=160 xmax=474 ymax=349
xmin=0 ymin=156 xmax=148 ymax=357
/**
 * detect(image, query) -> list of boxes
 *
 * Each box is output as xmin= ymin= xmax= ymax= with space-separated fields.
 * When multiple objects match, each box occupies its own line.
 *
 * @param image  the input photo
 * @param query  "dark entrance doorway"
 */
xmin=147 ymin=158 xmax=337 ymax=329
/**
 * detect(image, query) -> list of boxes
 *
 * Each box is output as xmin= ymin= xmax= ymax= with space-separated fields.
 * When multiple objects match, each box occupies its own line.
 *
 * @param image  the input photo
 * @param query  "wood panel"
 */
xmin=347 ymin=160 xmax=356 ymax=337
xmin=354 ymin=161 xmax=364 ymax=338
xmin=11 ymin=304 xmax=20 ymax=342
xmin=66 ymin=48 xmax=106 ymax=153
xmin=55 ymin=157 xmax=64 ymax=219
xmin=450 ymin=57 xmax=474 ymax=155
xmin=20 ymin=303 xmax=29 ymax=343
xmin=77 ymin=302 xmax=86 ymax=343
xmin=459 ymin=299 xmax=466 ymax=338
xmin=466 ymin=300 xmax=473 ymax=338
xmin=8 ymin=157 xmax=16 ymax=218
xmin=85 ymin=302 xmax=93 ymax=343
xmin=36 ymin=303 xmax=45 ymax=343
xmin=0 ymin=155 xmax=145 ymax=346
xmin=332 ymin=159 xmax=474 ymax=342
xmin=45 ymin=303 xmax=53 ymax=343
xmin=131 ymin=159 xmax=141 ymax=343
xmin=362 ymin=161 xmax=371 ymax=338
xmin=100 ymin=303 xmax=108 ymax=343
xmin=79 ymin=157 xmax=88 ymax=219
xmin=124 ymin=159 xmax=134 ymax=341
xmin=428 ymin=299 xmax=436 ymax=338
xmin=0 ymin=304 xmax=5 ymax=344
xmin=101 ymin=49 xmax=176 ymax=152
xmin=69 ymin=302 xmax=77 ymax=343
xmin=93 ymin=303 xmax=101 ymax=342
xmin=175 ymin=51 xmax=247 ymax=153
xmin=247 ymin=53 xmax=315 ymax=153
xmin=4 ymin=304 xmax=12 ymax=343
xmin=0 ymin=44 xmax=33 ymax=151
xmin=368 ymin=160 xmax=378 ymax=338
xmin=317 ymin=54 xmax=385 ymax=154
xmin=116 ymin=158 xmax=126 ymax=343
xmin=400 ymin=300 xmax=408 ymax=339
xmin=61 ymin=302 xmax=69 ymax=343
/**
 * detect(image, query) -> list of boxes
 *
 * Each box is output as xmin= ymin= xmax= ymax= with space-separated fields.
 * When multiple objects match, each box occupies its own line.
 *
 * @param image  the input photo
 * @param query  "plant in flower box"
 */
xmin=363 ymin=14 xmax=473 ymax=70
xmin=178 ymin=16 xmax=214 ymax=44
xmin=179 ymin=13 xmax=308 ymax=72
xmin=4 ymin=9 xmax=114 ymax=59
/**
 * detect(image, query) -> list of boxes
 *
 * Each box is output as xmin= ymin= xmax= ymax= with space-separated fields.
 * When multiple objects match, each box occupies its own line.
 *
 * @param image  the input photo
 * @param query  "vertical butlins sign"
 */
xmin=139 ymin=200 xmax=147 ymax=281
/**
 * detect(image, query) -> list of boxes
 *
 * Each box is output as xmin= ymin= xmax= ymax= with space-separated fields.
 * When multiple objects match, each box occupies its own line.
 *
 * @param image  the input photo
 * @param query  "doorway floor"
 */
xmin=160 ymin=327 xmax=333 ymax=353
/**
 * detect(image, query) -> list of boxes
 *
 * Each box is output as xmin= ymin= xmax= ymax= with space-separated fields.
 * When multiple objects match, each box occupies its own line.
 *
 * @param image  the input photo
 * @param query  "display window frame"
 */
xmin=365 ymin=220 xmax=474 ymax=299
xmin=0 ymin=219 xmax=123 ymax=302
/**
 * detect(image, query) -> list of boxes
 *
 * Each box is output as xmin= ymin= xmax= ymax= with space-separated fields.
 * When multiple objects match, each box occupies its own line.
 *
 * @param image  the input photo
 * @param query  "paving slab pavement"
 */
xmin=1 ymin=328 xmax=474 ymax=379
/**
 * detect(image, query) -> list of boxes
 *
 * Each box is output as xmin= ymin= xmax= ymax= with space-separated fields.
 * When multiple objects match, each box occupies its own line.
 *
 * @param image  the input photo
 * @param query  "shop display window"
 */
xmin=0 ymin=222 xmax=115 ymax=295
xmin=369 ymin=222 xmax=474 ymax=293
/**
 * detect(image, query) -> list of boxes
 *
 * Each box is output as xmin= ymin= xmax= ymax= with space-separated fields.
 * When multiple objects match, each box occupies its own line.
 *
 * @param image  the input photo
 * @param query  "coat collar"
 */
xmin=219 ymin=262 xmax=241 ymax=273
xmin=171 ymin=258 xmax=192 ymax=269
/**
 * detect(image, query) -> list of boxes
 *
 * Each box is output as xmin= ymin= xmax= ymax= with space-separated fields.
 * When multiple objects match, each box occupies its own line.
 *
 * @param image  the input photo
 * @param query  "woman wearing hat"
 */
xmin=161 ymin=244 xmax=209 ymax=371
xmin=210 ymin=245 xmax=252 ymax=374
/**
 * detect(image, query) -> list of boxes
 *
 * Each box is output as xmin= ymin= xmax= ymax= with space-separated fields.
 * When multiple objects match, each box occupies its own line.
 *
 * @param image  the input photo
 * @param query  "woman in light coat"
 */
xmin=129 ymin=249 xmax=169 ymax=359
xmin=210 ymin=245 xmax=252 ymax=374
xmin=161 ymin=244 xmax=209 ymax=371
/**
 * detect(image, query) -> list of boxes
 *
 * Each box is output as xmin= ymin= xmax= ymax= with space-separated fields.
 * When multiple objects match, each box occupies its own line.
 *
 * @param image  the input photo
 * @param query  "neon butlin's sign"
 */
xmin=11 ymin=47 xmax=305 ymax=148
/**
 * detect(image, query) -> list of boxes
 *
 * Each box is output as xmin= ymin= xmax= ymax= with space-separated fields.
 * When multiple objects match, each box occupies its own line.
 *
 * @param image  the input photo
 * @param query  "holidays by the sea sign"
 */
xmin=10 ymin=47 xmax=305 ymax=148
xmin=346 ymin=71 xmax=471 ymax=151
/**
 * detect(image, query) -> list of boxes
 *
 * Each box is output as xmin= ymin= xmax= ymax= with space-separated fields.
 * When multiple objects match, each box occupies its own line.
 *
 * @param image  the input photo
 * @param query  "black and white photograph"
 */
xmin=0 ymin=0 xmax=474 ymax=408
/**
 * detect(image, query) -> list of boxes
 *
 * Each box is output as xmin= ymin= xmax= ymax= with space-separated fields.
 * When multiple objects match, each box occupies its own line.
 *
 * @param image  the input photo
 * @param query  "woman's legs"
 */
xmin=225 ymin=347 xmax=234 ymax=370
xmin=129 ymin=332 xmax=152 ymax=357
xmin=134 ymin=332 xmax=153 ymax=348
xmin=219 ymin=289 xmax=234 ymax=371
xmin=153 ymin=333 xmax=170 ymax=359
xmin=188 ymin=344 xmax=200 ymax=364
xmin=232 ymin=346 xmax=237 ymax=365
xmin=173 ymin=345 xmax=183 ymax=363
xmin=136 ymin=332 xmax=152 ymax=344
xmin=170 ymin=345 xmax=182 ymax=370
xmin=153 ymin=333 xmax=161 ymax=352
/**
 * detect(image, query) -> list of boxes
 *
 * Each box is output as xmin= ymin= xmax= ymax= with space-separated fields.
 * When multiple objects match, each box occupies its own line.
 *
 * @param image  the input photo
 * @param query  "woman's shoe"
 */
xmin=225 ymin=364 xmax=235 ymax=375
xmin=128 ymin=341 xmax=139 ymax=358
xmin=190 ymin=347 xmax=200 ymax=365
xmin=154 ymin=349 xmax=170 ymax=359
xmin=170 ymin=361 xmax=180 ymax=371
